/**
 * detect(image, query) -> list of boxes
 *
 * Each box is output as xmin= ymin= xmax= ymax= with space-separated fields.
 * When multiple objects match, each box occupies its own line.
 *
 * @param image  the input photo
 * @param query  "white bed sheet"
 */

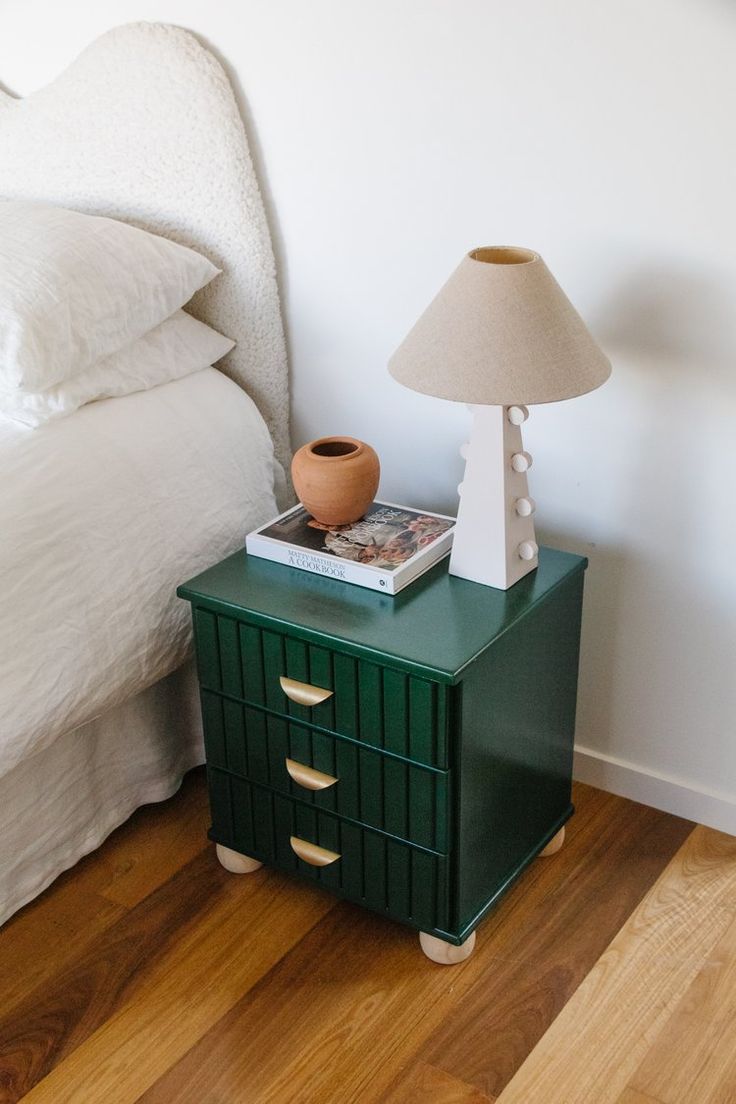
xmin=0 ymin=367 xmax=278 ymax=778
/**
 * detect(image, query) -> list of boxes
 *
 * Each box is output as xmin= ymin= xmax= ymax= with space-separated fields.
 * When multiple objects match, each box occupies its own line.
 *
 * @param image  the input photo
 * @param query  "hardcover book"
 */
xmin=246 ymin=501 xmax=455 ymax=594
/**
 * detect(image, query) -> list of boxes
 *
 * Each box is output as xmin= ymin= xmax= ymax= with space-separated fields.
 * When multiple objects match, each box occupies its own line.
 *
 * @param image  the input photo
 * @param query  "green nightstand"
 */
xmin=178 ymin=546 xmax=586 ymax=964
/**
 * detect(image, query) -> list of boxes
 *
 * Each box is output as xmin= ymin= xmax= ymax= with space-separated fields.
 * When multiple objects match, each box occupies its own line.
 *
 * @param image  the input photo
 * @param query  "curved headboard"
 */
xmin=0 ymin=22 xmax=290 ymax=472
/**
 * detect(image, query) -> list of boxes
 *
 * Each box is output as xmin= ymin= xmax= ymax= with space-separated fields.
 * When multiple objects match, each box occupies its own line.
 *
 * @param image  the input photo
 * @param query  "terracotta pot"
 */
xmin=291 ymin=436 xmax=380 ymax=526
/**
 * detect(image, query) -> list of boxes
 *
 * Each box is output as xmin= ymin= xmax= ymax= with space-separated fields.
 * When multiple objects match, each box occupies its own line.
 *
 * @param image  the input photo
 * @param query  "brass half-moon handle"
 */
xmin=285 ymin=758 xmax=338 ymax=791
xmin=289 ymin=836 xmax=341 ymax=867
xmin=279 ymin=676 xmax=334 ymax=708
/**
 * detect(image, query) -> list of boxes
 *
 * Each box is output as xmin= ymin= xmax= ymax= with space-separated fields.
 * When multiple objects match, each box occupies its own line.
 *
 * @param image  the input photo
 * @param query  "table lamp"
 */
xmin=389 ymin=246 xmax=611 ymax=590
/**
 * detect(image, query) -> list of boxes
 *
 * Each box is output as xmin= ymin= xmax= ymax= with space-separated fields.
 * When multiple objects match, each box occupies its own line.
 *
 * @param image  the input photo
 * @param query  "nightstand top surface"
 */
xmin=179 ymin=546 xmax=586 ymax=683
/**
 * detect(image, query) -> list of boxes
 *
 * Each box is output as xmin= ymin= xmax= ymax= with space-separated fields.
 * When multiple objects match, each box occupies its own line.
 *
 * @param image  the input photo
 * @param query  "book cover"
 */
xmin=246 ymin=501 xmax=455 ymax=594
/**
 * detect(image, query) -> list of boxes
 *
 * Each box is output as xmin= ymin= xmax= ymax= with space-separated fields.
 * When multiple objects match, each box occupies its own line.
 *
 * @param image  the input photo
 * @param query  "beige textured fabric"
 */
xmin=0 ymin=23 xmax=291 ymax=472
xmin=389 ymin=246 xmax=611 ymax=405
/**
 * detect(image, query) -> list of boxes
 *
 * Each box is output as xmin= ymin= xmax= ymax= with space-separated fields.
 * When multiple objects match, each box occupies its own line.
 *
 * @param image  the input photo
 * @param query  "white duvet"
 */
xmin=0 ymin=368 xmax=278 ymax=777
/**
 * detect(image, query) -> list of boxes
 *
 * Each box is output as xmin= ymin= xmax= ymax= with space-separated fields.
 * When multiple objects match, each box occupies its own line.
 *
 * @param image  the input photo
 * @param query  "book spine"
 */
xmin=245 ymin=535 xmax=395 ymax=594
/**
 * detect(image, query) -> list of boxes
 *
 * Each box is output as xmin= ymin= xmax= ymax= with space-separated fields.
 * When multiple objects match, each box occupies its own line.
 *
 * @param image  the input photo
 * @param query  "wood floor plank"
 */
xmin=0 ymin=768 xmax=208 ymax=1017
xmin=99 ymin=766 xmax=210 ymax=908
xmin=382 ymin=784 xmax=693 ymax=1100
xmin=137 ymin=902 xmax=470 ymax=1104
xmin=135 ymin=784 xmax=691 ymax=1104
xmin=17 ymin=866 xmax=335 ymax=1104
xmin=615 ymin=1091 xmax=665 ymax=1104
xmin=496 ymin=826 xmax=736 ymax=1104
xmin=0 ymin=848 xmax=228 ymax=1100
xmin=628 ymin=906 xmax=736 ymax=1102
xmin=0 ymin=778 xmax=699 ymax=1104
xmin=0 ymin=880 xmax=126 ymax=1018
xmin=382 ymin=1061 xmax=496 ymax=1103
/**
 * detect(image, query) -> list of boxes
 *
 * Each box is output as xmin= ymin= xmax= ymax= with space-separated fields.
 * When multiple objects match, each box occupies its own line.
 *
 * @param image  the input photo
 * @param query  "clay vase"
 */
xmin=291 ymin=436 xmax=380 ymax=526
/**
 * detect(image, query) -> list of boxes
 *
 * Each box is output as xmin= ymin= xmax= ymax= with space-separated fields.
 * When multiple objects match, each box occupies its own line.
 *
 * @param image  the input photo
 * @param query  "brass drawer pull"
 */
xmin=279 ymin=675 xmax=334 ymax=708
xmin=289 ymin=836 xmax=341 ymax=867
xmin=285 ymin=758 xmax=338 ymax=792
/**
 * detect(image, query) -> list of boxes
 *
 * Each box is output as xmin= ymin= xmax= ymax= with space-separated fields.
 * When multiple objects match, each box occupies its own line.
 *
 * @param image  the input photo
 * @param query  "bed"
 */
xmin=0 ymin=24 xmax=290 ymax=925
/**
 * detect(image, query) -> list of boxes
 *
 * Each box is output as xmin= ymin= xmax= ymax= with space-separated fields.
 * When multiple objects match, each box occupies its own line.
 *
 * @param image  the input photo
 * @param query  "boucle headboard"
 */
xmin=0 ymin=22 xmax=290 ymax=472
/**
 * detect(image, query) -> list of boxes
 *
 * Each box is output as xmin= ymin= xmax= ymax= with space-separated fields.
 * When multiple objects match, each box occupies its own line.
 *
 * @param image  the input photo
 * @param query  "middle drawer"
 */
xmin=201 ymin=689 xmax=449 ymax=853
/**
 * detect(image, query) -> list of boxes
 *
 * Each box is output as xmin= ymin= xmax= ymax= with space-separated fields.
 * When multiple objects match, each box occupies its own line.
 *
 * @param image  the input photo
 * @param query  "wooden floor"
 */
xmin=2 ymin=767 xmax=731 ymax=1104
xmin=498 ymin=823 xmax=736 ymax=1104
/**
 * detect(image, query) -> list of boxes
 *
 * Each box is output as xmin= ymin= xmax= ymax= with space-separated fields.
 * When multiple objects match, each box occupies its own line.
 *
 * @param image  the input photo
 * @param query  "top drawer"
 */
xmin=192 ymin=607 xmax=450 ymax=769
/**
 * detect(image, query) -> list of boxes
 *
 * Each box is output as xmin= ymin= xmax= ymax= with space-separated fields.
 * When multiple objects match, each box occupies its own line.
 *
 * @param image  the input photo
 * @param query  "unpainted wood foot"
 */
xmin=216 ymin=843 xmax=263 ymax=873
xmin=539 ymin=825 xmax=566 ymax=857
xmin=419 ymin=930 xmax=476 ymax=964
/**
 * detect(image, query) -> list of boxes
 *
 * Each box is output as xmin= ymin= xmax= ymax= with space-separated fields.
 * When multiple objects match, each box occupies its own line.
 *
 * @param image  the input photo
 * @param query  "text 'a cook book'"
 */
xmin=246 ymin=501 xmax=455 ymax=594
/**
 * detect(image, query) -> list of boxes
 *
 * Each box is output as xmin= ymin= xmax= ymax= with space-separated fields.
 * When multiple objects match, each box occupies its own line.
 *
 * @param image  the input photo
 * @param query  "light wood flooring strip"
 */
xmin=627 ymin=905 xmax=736 ymax=1103
xmin=497 ymin=825 xmax=736 ymax=1104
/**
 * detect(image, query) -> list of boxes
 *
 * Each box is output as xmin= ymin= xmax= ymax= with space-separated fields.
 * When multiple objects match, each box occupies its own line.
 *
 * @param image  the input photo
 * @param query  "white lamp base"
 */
xmin=449 ymin=405 xmax=538 ymax=590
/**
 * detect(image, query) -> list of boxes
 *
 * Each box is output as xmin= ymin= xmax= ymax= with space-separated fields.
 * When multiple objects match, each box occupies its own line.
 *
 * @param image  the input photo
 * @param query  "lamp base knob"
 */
xmin=519 ymin=540 xmax=539 ymax=561
xmin=506 ymin=405 xmax=529 ymax=425
xmin=515 ymin=496 xmax=536 ymax=517
xmin=511 ymin=451 xmax=533 ymax=473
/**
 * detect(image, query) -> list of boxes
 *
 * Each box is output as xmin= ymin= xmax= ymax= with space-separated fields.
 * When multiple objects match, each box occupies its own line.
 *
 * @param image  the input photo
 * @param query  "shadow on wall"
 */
xmin=592 ymin=264 xmax=735 ymax=585
xmin=596 ymin=264 xmax=735 ymax=367
xmin=536 ymin=527 xmax=628 ymax=760
xmin=540 ymin=262 xmax=736 ymax=783
xmin=540 ymin=516 xmax=736 ymax=781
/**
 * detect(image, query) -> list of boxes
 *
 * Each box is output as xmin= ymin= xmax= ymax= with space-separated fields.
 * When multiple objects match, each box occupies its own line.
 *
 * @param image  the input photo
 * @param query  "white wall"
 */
xmin=3 ymin=0 xmax=736 ymax=831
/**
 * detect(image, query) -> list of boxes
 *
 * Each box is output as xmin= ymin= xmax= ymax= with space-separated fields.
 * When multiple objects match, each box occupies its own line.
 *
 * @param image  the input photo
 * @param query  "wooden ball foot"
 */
xmin=539 ymin=826 xmax=566 ymax=857
xmin=216 ymin=843 xmax=263 ymax=873
xmin=419 ymin=930 xmax=476 ymax=964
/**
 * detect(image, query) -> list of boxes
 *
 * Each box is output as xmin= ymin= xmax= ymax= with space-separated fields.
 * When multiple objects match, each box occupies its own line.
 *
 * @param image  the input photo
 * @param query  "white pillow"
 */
xmin=0 ymin=310 xmax=234 ymax=427
xmin=0 ymin=201 xmax=221 ymax=391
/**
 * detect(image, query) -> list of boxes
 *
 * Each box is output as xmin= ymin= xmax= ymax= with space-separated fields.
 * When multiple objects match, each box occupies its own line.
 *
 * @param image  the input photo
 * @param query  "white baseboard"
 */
xmin=573 ymin=744 xmax=736 ymax=837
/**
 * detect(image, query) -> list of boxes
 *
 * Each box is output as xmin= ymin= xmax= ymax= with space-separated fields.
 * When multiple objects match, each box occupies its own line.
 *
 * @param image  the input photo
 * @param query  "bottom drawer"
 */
xmin=208 ymin=768 xmax=450 ymax=933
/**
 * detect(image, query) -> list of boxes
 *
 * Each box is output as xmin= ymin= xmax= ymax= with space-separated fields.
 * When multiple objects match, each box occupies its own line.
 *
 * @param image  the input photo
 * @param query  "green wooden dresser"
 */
xmin=178 ymin=546 xmax=587 ymax=963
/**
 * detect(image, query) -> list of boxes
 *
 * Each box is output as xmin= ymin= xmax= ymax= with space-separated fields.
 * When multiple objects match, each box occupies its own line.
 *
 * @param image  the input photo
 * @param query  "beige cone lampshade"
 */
xmin=388 ymin=246 xmax=611 ymax=405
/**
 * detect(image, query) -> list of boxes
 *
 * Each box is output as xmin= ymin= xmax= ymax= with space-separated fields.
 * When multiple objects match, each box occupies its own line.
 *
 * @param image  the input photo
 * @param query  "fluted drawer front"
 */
xmin=201 ymin=690 xmax=449 ymax=853
xmin=208 ymin=769 xmax=450 ymax=933
xmin=193 ymin=608 xmax=450 ymax=768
